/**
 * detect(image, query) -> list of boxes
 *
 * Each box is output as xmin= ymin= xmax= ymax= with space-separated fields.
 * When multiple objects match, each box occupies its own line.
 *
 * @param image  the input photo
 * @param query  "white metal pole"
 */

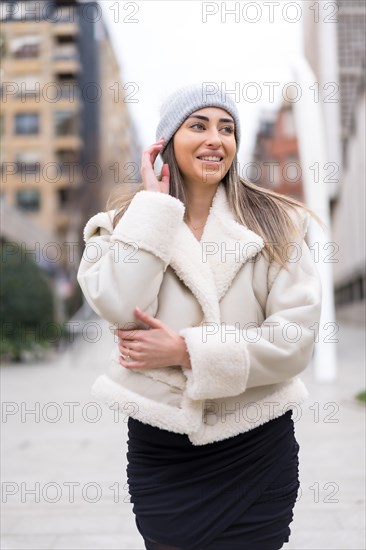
xmin=289 ymin=55 xmax=338 ymax=382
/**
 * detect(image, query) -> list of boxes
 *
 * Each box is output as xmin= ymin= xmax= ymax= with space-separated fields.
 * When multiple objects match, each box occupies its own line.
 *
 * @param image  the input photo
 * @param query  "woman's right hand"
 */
xmin=140 ymin=138 xmax=170 ymax=194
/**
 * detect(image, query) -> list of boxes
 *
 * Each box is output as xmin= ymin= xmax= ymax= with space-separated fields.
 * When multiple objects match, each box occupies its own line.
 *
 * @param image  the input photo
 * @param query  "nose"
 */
xmin=204 ymin=127 xmax=222 ymax=146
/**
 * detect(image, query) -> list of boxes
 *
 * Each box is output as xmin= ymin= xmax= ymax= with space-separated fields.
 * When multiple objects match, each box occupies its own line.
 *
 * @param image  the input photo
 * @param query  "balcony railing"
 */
xmin=54 ymin=115 xmax=80 ymax=136
xmin=14 ymin=161 xmax=41 ymax=174
xmin=53 ymin=45 xmax=79 ymax=62
xmin=54 ymin=6 xmax=78 ymax=23
xmin=13 ymin=45 xmax=40 ymax=59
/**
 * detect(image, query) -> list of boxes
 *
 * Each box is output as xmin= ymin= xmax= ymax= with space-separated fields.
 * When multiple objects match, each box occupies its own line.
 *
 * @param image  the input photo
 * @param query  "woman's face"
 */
xmin=172 ymin=107 xmax=237 ymax=188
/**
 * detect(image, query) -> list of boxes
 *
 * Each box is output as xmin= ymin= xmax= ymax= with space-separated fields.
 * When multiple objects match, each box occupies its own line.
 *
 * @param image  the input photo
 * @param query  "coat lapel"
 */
xmin=169 ymin=183 xmax=265 ymax=323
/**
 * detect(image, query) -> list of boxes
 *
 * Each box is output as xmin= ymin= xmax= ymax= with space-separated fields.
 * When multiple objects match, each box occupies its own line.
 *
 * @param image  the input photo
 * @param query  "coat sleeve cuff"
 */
xmin=110 ymin=190 xmax=185 ymax=266
xmin=179 ymin=325 xmax=250 ymax=400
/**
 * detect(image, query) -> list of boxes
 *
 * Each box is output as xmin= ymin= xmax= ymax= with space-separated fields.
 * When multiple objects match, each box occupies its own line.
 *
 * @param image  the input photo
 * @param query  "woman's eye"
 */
xmin=190 ymin=124 xmax=234 ymax=133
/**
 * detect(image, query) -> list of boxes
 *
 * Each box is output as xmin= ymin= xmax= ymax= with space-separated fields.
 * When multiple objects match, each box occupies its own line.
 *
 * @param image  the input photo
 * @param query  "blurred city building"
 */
xmin=250 ymin=0 xmax=365 ymax=324
xmin=98 ymin=20 xmax=142 ymax=207
xmin=0 ymin=0 xmax=141 ymax=318
xmin=303 ymin=0 xmax=365 ymax=322
xmin=251 ymin=105 xmax=305 ymax=202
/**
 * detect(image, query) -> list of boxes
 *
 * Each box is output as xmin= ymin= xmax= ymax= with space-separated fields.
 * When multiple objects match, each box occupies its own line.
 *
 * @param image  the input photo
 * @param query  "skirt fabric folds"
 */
xmin=126 ymin=410 xmax=300 ymax=550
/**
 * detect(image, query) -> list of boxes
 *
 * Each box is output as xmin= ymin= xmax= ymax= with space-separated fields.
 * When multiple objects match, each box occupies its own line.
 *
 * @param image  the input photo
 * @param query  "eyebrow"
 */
xmin=187 ymin=114 xmax=235 ymax=124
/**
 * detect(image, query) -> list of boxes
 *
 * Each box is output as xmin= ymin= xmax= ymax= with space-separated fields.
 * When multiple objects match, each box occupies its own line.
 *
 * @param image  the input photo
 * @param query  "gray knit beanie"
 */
xmin=156 ymin=83 xmax=241 ymax=154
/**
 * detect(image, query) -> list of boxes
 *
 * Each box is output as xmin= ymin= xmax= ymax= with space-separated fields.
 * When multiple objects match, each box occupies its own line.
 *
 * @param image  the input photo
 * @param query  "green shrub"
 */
xmin=356 ymin=390 xmax=366 ymax=403
xmin=0 ymin=241 xmax=55 ymax=362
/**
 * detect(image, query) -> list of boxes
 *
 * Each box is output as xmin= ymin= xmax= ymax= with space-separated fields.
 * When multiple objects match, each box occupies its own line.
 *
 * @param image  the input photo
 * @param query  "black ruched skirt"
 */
xmin=126 ymin=410 xmax=300 ymax=550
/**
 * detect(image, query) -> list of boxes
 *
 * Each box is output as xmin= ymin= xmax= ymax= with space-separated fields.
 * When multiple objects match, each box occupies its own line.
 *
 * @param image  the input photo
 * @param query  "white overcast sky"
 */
xmin=98 ymin=0 xmax=304 ymax=163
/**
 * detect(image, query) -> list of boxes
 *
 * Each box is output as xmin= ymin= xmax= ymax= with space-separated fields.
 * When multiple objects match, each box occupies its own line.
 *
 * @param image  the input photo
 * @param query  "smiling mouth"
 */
xmin=196 ymin=156 xmax=224 ymax=163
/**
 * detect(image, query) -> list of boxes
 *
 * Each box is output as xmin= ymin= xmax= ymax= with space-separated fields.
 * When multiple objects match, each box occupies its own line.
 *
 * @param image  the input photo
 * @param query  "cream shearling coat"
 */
xmin=77 ymin=183 xmax=322 ymax=446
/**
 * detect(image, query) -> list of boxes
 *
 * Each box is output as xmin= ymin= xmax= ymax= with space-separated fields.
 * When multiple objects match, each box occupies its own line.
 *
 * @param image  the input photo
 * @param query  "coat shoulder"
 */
xmin=83 ymin=210 xmax=117 ymax=242
xmin=287 ymin=206 xmax=310 ymax=241
xmin=266 ymin=207 xmax=310 ymax=293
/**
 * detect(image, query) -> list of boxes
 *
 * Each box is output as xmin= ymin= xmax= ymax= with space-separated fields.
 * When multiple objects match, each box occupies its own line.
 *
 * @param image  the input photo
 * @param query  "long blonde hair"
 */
xmin=106 ymin=140 xmax=327 ymax=269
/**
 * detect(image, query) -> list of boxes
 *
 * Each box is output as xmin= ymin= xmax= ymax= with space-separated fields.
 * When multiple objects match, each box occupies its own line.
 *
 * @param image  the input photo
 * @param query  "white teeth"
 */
xmin=198 ymin=156 xmax=222 ymax=161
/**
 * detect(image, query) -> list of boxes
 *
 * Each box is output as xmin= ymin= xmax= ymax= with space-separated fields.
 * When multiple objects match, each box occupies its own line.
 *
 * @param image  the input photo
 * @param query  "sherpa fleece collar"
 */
xmin=168 ymin=183 xmax=265 ymax=324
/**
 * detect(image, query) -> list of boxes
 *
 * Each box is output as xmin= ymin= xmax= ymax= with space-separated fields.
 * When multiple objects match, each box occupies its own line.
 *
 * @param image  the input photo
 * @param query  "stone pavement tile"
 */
xmin=333 ymin=506 xmax=366 ymax=529
xmin=3 ymin=503 xmax=137 ymax=535
xmin=283 ymin=529 xmax=366 ymax=550
xmin=51 ymin=534 xmax=145 ymax=549
xmin=1 ymin=534 xmax=145 ymax=550
xmin=1 ymin=535 xmax=59 ymax=550
xmin=288 ymin=508 xmax=340 ymax=530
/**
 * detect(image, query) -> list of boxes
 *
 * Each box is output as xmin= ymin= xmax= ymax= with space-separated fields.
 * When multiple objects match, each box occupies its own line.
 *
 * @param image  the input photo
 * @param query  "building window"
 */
xmin=15 ymin=150 xmax=41 ymax=174
xmin=55 ymin=149 xmax=80 ymax=179
xmin=16 ymin=189 xmax=40 ymax=211
xmin=12 ymin=75 xmax=41 ymax=98
xmin=10 ymin=35 xmax=40 ymax=58
xmin=15 ymin=113 xmax=39 ymax=135
xmin=58 ymin=187 xmax=72 ymax=209
xmin=55 ymin=149 xmax=79 ymax=164
xmin=282 ymin=110 xmax=296 ymax=138
xmin=267 ymin=159 xmax=280 ymax=186
xmin=284 ymin=155 xmax=301 ymax=183
xmin=54 ymin=111 xmax=79 ymax=136
xmin=54 ymin=5 xmax=77 ymax=23
xmin=53 ymin=35 xmax=79 ymax=61
xmin=259 ymin=121 xmax=274 ymax=137
xmin=54 ymin=73 xmax=80 ymax=101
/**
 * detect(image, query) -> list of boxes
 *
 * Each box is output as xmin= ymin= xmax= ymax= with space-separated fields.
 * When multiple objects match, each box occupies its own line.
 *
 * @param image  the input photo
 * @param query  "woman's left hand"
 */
xmin=114 ymin=307 xmax=191 ymax=370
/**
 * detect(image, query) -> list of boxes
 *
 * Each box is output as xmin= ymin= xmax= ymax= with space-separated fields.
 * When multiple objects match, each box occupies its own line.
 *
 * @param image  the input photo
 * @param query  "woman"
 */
xmin=77 ymin=83 xmax=324 ymax=550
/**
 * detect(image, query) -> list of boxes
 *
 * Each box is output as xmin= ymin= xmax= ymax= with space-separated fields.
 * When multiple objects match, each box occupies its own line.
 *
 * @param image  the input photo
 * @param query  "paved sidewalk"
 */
xmin=1 ymin=317 xmax=365 ymax=550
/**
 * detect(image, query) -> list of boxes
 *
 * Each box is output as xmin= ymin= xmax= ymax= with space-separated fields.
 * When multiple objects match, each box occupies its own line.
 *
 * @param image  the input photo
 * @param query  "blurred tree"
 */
xmin=0 ymin=241 xmax=55 ymax=361
xmin=0 ymin=31 xmax=6 ymax=58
